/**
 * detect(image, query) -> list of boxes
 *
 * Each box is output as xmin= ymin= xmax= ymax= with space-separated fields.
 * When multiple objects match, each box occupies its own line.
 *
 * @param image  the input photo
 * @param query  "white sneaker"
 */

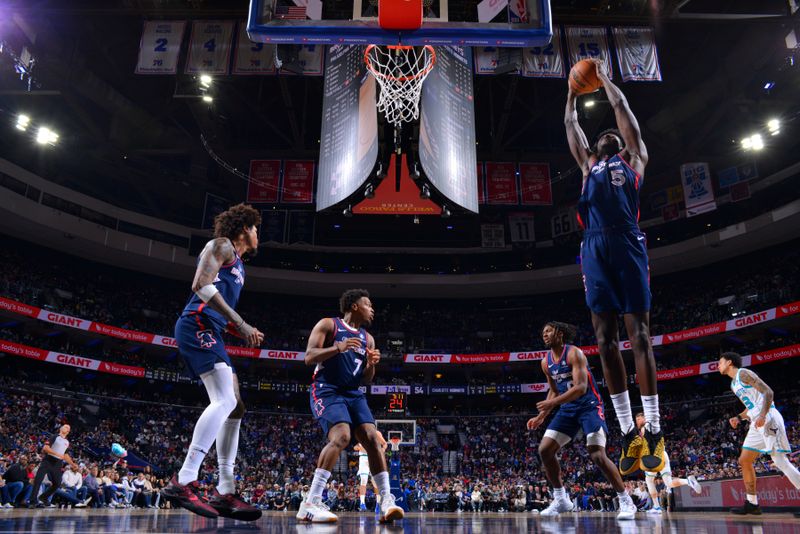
xmin=646 ymin=506 xmax=662 ymax=515
xmin=540 ymin=498 xmax=573 ymax=517
xmin=296 ymin=500 xmax=338 ymax=523
xmin=616 ymin=495 xmax=636 ymax=520
xmin=688 ymin=475 xmax=702 ymax=494
xmin=74 ymin=502 xmax=87 ymax=508
xmin=379 ymin=494 xmax=404 ymax=523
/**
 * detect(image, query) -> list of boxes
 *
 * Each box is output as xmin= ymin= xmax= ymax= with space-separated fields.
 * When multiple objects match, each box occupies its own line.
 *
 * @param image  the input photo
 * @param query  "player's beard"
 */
xmin=597 ymin=140 xmax=619 ymax=159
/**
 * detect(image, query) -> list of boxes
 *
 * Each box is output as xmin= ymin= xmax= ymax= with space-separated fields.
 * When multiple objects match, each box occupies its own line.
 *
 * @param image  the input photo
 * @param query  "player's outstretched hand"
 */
xmin=366 ymin=348 xmax=381 ymax=366
xmin=527 ymin=416 xmax=544 ymax=430
xmin=337 ymin=337 xmax=363 ymax=352
xmin=729 ymin=416 xmax=739 ymax=429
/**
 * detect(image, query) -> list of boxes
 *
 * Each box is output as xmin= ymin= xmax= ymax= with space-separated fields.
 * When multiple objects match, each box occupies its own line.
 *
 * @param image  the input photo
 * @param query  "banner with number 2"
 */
xmin=136 ymin=21 xmax=186 ymax=74
xmin=185 ymin=21 xmax=235 ymax=75
xmin=565 ymin=26 xmax=612 ymax=79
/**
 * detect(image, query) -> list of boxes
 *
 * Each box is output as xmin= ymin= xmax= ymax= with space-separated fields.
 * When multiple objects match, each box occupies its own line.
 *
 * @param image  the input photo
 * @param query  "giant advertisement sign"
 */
xmin=675 ymin=475 xmax=800 ymax=509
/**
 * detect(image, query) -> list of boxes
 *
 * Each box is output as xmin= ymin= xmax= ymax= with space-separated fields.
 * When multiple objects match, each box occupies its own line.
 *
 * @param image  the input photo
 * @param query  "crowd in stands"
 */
xmin=1 ymin=375 xmax=798 ymax=513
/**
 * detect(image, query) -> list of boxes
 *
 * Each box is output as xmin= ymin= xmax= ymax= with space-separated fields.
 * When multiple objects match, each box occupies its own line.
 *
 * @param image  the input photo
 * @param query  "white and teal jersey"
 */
xmin=731 ymin=368 xmax=775 ymax=420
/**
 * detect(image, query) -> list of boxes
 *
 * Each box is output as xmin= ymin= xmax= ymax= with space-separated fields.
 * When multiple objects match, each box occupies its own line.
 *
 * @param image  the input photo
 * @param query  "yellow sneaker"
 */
xmin=619 ymin=428 xmax=644 ymax=475
xmin=640 ymin=428 xmax=666 ymax=472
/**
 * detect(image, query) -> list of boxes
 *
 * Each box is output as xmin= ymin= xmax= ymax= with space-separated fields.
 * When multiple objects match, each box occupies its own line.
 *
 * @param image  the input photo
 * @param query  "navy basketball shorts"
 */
xmin=174 ymin=314 xmax=234 ymax=379
xmin=545 ymin=404 xmax=609 ymax=447
xmin=580 ymin=229 xmax=651 ymax=314
xmin=309 ymin=382 xmax=376 ymax=440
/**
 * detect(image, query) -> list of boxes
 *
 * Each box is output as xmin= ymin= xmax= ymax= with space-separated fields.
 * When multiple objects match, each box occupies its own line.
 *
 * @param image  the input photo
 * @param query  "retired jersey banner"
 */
xmin=135 ymin=21 xmax=186 ymax=74
xmin=474 ymin=47 xmax=511 ymax=75
xmin=185 ymin=21 xmax=235 ymax=75
xmin=280 ymin=45 xmax=325 ymax=76
xmin=565 ymin=26 xmax=613 ymax=78
xmin=519 ymin=163 xmax=553 ymax=205
xmin=485 ymin=162 xmax=519 ymax=204
xmin=680 ymin=162 xmax=717 ymax=217
xmin=281 ymin=161 xmax=315 ymax=203
xmin=522 ymin=27 xmax=565 ymax=78
xmin=247 ymin=160 xmax=281 ymax=202
xmin=612 ymin=27 xmax=662 ymax=82
xmin=233 ymin=23 xmax=277 ymax=74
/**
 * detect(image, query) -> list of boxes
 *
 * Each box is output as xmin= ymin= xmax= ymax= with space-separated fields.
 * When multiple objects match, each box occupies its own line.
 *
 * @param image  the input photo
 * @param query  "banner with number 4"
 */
xmin=565 ymin=26 xmax=612 ymax=79
xmin=185 ymin=21 xmax=235 ymax=75
xmin=136 ymin=21 xmax=186 ymax=74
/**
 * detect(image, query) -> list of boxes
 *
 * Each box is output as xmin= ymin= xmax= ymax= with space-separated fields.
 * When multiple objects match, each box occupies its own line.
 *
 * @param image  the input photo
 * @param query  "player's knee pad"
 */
xmin=201 ymin=363 xmax=237 ymax=413
xmin=586 ymin=427 xmax=607 ymax=448
xmin=543 ymin=429 xmax=571 ymax=448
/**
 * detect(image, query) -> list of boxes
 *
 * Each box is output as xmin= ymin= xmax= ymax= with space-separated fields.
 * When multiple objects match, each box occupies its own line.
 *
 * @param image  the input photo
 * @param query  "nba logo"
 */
xmin=196 ymin=330 xmax=217 ymax=349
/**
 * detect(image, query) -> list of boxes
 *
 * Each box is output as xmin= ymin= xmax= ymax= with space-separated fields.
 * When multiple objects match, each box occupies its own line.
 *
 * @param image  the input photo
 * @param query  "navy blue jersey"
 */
xmin=546 ymin=345 xmax=603 ymax=411
xmin=577 ymin=153 xmax=642 ymax=232
xmin=181 ymin=246 xmax=245 ymax=331
xmin=312 ymin=317 xmax=368 ymax=391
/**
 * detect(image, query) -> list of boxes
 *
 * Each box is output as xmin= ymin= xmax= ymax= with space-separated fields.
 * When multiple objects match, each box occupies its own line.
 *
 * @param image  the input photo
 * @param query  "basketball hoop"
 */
xmin=365 ymin=44 xmax=436 ymax=128
xmin=389 ymin=436 xmax=402 ymax=452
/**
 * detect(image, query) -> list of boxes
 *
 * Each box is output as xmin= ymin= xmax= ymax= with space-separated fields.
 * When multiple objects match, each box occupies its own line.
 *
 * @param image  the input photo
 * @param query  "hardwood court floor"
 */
xmin=0 ymin=509 xmax=796 ymax=533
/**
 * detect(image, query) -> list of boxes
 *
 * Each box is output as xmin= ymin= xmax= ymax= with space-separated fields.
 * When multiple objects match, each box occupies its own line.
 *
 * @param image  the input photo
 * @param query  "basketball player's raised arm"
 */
xmin=593 ymin=62 xmax=648 ymax=171
xmin=304 ymin=318 xmax=361 ymax=366
xmin=361 ymin=334 xmax=380 ymax=384
xmin=564 ymin=90 xmax=592 ymax=176
xmin=192 ymin=238 xmax=262 ymax=347
xmin=738 ymin=369 xmax=774 ymax=425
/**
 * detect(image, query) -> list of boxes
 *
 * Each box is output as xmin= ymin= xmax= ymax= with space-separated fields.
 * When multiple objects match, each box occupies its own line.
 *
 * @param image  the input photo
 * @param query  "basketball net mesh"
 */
xmin=389 ymin=437 xmax=401 ymax=452
xmin=365 ymin=45 xmax=436 ymax=127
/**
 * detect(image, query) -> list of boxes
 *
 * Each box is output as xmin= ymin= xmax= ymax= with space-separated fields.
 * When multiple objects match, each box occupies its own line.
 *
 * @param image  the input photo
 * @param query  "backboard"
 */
xmin=247 ymin=0 xmax=552 ymax=47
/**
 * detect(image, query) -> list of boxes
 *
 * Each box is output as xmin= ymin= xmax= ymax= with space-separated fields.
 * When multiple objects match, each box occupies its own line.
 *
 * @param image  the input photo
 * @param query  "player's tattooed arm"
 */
xmin=564 ymin=90 xmax=592 ymax=176
xmin=592 ymin=61 xmax=648 ymax=172
xmin=192 ymin=238 xmax=263 ymax=347
xmin=739 ymin=369 xmax=774 ymax=422
xmin=361 ymin=334 xmax=379 ymax=384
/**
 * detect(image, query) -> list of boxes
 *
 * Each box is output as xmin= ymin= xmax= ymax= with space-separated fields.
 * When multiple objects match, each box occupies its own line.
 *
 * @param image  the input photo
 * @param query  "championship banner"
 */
xmin=246 ymin=160 xmax=281 ymax=202
xmin=611 ymin=27 xmax=662 ymax=82
xmin=0 ymin=339 xmax=145 ymax=378
xmin=280 ymin=45 xmax=325 ymax=76
xmin=522 ymin=27 xmax=565 ymax=78
xmin=185 ymin=21 xmax=235 ymax=75
xmin=519 ymin=163 xmax=553 ymax=205
xmin=680 ymin=162 xmax=717 ymax=217
xmin=485 ymin=162 xmax=518 ymax=204
xmin=136 ymin=21 xmax=186 ymax=75
xmin=281 ymin=161 xmax=315 ymax=203
xmin=477 ymin=162 xmax=486 ymax=204
xmin=233 ymin=23 xmax=277 ymax=75
xmin=565 ymin=26 xmax=613 ymax=79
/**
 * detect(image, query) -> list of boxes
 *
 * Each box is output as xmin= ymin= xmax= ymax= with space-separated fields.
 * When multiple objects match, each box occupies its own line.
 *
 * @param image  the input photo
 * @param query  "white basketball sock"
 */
xmin=746 ymin=493 xmax=758 ymax=505
xmin=771 ymin=453 xmax=800 ymax=489
xmin=553 ymin=487 xmax=567 ymax=500
xmin=178 ymin=363 xmax=237 ymax=485
xmin=373 ymin=471 xmax=391 ymax=499
xmin=641 ymin=394 xmax=661 ymax=433
xmin=216 ymin=418 xmax=241 ymax=495
xmin=308 ymin=468 xmax=331 ymax=503
xmin=610 ymin=391 xmax=634 ymax=434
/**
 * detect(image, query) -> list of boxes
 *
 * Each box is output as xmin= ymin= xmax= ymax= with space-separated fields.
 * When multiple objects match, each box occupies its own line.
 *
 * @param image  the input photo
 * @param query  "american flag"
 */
xmin=275 ymin=4 xmax=307 ymax=19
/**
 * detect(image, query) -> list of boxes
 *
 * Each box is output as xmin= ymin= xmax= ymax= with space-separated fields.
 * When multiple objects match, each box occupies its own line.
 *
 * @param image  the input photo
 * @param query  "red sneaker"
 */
xmin=208 ymin=489 xmax=262 ymax=521
xmin=162 ymin=476 xmax=219 ymax=519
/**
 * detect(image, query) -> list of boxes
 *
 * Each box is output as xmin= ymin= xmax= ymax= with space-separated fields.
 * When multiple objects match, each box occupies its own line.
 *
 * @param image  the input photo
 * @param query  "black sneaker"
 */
xmin=641 ymin=428 xmax=666 ymax=472
xmin=619 ymin=429 xmax=644 ymax=475
xmin=162 ymin=475 xmax=219 ymax=518
xmin=730 ymin=501 xmax=762 ymax=515
xmin=208 ymin=489 xmax=262 ymax=521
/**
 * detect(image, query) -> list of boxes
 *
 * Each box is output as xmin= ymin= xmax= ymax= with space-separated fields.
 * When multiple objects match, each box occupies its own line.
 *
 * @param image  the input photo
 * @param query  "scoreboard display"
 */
xmin=386 ymin=392 xmax=406 ymax=415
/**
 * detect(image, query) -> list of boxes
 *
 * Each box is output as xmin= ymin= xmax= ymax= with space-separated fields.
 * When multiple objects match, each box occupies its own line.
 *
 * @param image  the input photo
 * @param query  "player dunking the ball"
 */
xmin=298 ymin=289 xmax=404 ymax=523
xmin=528 ymin=321 xmax=637 ymax=519
xmin=718 ymin=352 xmax=800 ymax=515
xmin=354 ymin=431 xmax=387 ymax=512
xmin=564 ymin=59 xmax=664 ymax=475
xmin=163 ymin=204 xmax=263 ymax=521
xmin=634 ymin=412 xmax=701 ymax=514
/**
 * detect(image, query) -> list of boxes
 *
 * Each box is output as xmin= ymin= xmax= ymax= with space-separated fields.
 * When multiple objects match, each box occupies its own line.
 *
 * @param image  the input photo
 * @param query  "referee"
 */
xmin=28 ymin=424 xmax=78 ymax=508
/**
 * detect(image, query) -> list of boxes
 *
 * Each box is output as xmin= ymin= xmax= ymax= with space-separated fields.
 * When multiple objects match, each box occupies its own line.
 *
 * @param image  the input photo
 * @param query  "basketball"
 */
xmin=569 ymin=59 xmax=602 ymax=95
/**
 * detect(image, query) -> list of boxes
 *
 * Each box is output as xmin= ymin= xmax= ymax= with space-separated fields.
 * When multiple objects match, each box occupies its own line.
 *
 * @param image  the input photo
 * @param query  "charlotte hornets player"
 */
xmin=297 ymin=289 xmax=404 ymax=523
xmin=527 ymin=321 xmax=636 ymax=519
xmin=564 ymin=58 xmax=664 ymax=475
xmin=163 ymin=203 xmax=263 ymax=521
xmin=719 ymin=352 xmax=800 ymax=515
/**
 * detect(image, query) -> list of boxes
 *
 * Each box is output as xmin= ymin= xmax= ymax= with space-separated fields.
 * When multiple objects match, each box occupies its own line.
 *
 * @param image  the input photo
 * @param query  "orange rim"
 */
xmin=364 ymin=44 xmax=436 ymax=82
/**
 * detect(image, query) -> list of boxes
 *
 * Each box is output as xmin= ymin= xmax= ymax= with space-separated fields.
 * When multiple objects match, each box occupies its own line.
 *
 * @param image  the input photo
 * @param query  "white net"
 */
xmin=365 ymin=45 xmax=436 ymax=127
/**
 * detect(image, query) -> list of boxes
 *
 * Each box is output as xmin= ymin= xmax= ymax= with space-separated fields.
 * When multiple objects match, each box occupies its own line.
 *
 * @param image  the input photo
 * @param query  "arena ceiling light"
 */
xmin=16 ymin=114 xmax=30 ymax=131
xmin=741 ymin=133 xmax=764 ymax=151
xmin=767 ymin=119 xmax=780 ymax=135
xmin=199 ymin=74 xmax=212 ymax=87
xmin=584 ymin=99 xmax=596 ymax=108
xmin=202 ymin=95 xmax=213 ymax=103
xmin=35 ymin=126 xmax=58 ymax=145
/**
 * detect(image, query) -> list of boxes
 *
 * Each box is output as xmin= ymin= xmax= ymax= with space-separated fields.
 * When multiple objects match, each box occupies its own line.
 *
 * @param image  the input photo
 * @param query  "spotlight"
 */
xmin=420 ymin=184 xmax=430 ymax=200
xmin=200 ymin=74 xmax=212 ymax=87
xmin=16 ymin=114 xmax=30 ymax=131
xmin=202 ymin=95 xmax=213 ymax=103
xmin=364 ymin=184 xmax=375 ymax=199
xmin=343 ymin=205 xmax=353 ymax=218
xmin=767 ymin=119 xmax=780 ymax=135
xmin=441 ymin=205 xmax=451 ymax=219
xmin=741 ymin=137 xmax=752 ymax=150
xmin=35 ymin=126 xmax=58 ymax=145
xmin=584 ymin=100 xmax=595 ymax=108
xmin=750 ymin=134 xmax=764 ymax=150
